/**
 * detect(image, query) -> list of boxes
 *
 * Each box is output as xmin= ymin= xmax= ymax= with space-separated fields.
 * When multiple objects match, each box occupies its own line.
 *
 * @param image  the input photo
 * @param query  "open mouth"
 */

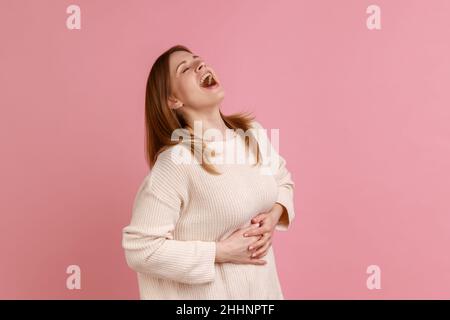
xmin=199 ymin=72 xmax=219 ymax=89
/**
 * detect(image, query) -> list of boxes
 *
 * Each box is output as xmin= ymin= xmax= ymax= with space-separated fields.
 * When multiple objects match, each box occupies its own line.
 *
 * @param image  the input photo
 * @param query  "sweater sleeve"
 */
xmin=121 ymin=148 xmax=217 ymax=285
xmin=273 ymin=153 xmax=296 ymax=231
xmin=251 ymin=120 xmax=296 ymax=231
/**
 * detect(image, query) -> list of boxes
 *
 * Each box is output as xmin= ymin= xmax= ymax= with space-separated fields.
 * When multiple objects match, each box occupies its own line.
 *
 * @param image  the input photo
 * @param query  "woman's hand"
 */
xmin=243 ymin=203 xmax=286 ymax=259
xmin=215 ymin=223 xmax=267 ymax=265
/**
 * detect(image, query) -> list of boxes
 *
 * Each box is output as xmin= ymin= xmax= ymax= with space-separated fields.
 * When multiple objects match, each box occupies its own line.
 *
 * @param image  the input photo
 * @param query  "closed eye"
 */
xmin=182 ymin=67 xmax=190 ymax=73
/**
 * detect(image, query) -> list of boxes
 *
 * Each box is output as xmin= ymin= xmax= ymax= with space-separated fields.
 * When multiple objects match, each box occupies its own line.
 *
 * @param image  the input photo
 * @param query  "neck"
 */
xmin=182 ymin=106 xmax=230 ymax=139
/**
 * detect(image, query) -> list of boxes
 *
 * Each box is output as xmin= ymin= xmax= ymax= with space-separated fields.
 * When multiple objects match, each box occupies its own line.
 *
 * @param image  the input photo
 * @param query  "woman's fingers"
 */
xmin=251 ymin=238 xmax=272 ymax=258
xmin=253 ymin=250 xmax=268 ymax=259
xmin=243 ymin=225 xmax=270 ymax=238
xmin=246 ymin=258 xmax=267 ymax=265
xmin=248 ymin=233 xmax=271 ymax=251
xmin=241 ymin=222 xmax=260 ymax=235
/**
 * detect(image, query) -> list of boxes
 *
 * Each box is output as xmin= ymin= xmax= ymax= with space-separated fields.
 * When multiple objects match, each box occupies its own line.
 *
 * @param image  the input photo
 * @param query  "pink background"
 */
xmin=1 ymin=0 xmax=450 ymax=299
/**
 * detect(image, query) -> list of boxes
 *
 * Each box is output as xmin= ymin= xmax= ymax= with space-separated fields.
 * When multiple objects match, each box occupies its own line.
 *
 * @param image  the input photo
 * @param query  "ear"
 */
xmin=167 ymin=96 xmax=184 ymax=110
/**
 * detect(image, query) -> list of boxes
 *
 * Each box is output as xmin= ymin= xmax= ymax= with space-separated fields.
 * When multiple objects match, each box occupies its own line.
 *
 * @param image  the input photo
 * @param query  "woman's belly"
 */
xmin=174 ymin=163 xmax=279 ymax=241
xmin=138 ymin=246 xmax=284 ymax=300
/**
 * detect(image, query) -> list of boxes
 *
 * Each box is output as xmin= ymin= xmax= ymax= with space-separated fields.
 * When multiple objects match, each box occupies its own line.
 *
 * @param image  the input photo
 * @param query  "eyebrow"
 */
xmin=176 ymin=55 xmax=200 ymax=74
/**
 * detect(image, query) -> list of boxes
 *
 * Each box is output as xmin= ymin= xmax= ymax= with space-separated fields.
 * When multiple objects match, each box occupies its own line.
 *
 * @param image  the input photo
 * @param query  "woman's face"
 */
xmin=168 ymin=51 xmax=224 ymax=111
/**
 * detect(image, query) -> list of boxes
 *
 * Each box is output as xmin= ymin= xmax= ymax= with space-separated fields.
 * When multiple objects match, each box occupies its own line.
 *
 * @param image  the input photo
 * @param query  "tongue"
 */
xmin=202 ymin=75 xmax=211 ymax=87
xmin=204 ymin=76 xmax=216 ymax=87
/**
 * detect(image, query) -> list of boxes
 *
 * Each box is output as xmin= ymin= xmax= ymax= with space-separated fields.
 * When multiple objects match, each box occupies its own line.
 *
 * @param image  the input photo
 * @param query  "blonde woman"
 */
xmin=122 ymin=45 xmax=295 ymax=299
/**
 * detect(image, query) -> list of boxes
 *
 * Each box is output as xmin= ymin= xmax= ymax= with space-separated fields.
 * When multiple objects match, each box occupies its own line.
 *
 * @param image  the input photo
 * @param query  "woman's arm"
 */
xmin=122 ymin=149 xmax=217 ymax=285
xmin=252 ymin=120 xmax=296 ymax=231
xmin=241 ymin=120 xmax=296 ymax=257
xmin=273 ymin=152 xmax=295 ymax=231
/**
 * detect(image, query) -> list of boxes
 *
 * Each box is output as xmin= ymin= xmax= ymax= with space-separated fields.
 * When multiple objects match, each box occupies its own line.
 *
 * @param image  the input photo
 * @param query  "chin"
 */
xmin=195 ymin=97 xmax=225 ymax=110
xmin=215 ymin=89 xmax=225 ymax=101
xmin=200 ymin=89 xmax=225 ymax=105
xmin=213 ymin=91 xmax=225 ymax=104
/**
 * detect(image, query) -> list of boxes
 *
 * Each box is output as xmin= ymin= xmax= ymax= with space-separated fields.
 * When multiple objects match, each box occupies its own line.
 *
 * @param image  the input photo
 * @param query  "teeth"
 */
xmin=200 ymin=72 xmax=213 ymax=86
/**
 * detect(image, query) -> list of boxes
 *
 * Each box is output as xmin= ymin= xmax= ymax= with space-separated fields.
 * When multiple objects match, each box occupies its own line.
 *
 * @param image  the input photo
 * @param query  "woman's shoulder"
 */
xmin=144 ymin=144 xmax=193 ymax=187
xmin=248 ymin=119 xmax=269 ymax=144
xmin=132 ymin=146 xmax=191 ymax=205
xmin=134 ymin=146 xmax=190 ymax=207
xmin=154 ymin=143 xmax=192 ymax=170
xmin=248 ymin=119 xmax=269 ymax=140
xmin=249 ymin=119 xmax=264 ymax=130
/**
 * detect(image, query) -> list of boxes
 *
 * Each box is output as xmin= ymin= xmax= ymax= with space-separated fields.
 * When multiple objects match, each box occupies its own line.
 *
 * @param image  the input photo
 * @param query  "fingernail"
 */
xmin=251 ymin=253 xmax=256 ymax=257
xmin=249 ymin=246 xmax=253 ymax=250
xmin=244 ymin=233 xmax=248 ymax=237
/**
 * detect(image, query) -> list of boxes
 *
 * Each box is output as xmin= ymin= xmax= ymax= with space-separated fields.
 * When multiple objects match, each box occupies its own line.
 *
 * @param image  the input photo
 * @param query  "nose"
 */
xmin=196 ymin=60 xmax=206 ymax=73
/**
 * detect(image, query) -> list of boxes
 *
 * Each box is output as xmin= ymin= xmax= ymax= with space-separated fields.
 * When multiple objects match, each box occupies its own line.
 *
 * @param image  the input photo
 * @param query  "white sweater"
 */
xmin=122 ymin=120 xmax=295 ymax=299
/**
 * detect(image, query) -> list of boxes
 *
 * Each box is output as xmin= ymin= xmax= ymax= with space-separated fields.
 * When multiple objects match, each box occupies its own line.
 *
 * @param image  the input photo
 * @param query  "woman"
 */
xmin=121 ymin=45 xmax=295 ymax=299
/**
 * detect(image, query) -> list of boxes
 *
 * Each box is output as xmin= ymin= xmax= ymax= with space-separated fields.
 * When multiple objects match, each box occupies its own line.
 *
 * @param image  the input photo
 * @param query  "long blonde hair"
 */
xmin=145 ymin=44 xmax=262 ymax=175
